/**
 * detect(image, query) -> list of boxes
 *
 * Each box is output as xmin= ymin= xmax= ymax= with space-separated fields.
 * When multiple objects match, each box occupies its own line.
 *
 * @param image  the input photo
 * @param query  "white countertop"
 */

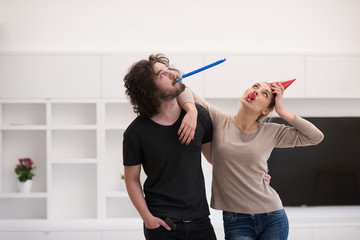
xmin=0 ymin=206 xmax=359 ymax=232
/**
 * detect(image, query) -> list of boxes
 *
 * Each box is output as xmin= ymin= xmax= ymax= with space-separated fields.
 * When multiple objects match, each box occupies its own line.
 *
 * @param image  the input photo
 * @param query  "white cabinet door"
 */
xmin=204 ymin=55 xmax=305 ymax=98
xmin=45 ymin=231 xmax=101 ymax=240
xmin=167 ymin=55 xmax=205 ymax=97
xmin=306 ymin=56 xmax=360 ymax=98
xmin=101 ymin=55 xmax=205 ymax=98
xmin=0 ymin=55 xmax=101 ymax=98
xmin=288 ymin=227 xmax=313 ymax=240
xmin=313 ymin=227 xmax=360 ymax=240
xmin=101 ymin=55 xmax=144 ymax=99
xmin=102 ymin=230 xmax=144 ymax=239
xmin=0 ymin=232 xmax=46 ymax=240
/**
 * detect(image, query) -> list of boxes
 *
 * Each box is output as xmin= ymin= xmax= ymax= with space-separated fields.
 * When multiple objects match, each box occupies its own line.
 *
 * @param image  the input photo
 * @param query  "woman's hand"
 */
xmin=271 ymin=82 xmax=295 ymax=123
xmin=271 ymin=82 xmax=285 ymax=114
xmin=264 ymin=169 xmax=271 ymax=184
xmin=178 ymin=103 xmax=198 ymax=145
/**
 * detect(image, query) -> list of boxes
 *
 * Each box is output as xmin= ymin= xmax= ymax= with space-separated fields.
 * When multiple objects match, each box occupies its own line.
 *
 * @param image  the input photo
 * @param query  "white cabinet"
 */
xmin=45 ymin=231 xmax=102 ymax=240
xmin=0 ymin=232 xmax=48 ymax=240
xmin=102 ymin=230 xmax=144 ymax=240
xmin=0 ymin=100 xmax=140 ymax=221
xmin=101 ymin=55 xmax=206 ymax=98
xmin=204 ymin=55 xmax=306 ymax=98
xmin=0 ymin=56 xmax=101 ymax=98
xmin=101 ymin=55 xmax=145 ymax=99
xmin=313 ymin=227 xmax=360 ymax=240
xmin=306 ymin=56 xmax=360 ymax=98
xmin=0 ymin=197 xmax=47 ymax=219
xmin=288 ymin=228 xmax=313 ymax=240
xmin=167 ymin=55 xmax=206 ymax=97
xmin=52 ymin=164 xmax=98 ymax=219
xmin=0 ymin=231 xmax=102 ymax=240
xmin=103 ymin=101 xmax=145 ymax=219
xmin=2 ymin=54 xmax=360 ymax=100
xmin=0 ymin=102 xmax=48 ymax=219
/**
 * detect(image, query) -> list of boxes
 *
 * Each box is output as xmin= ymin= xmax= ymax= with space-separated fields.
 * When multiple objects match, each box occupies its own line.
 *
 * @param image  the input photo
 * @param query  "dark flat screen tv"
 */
xmin=267 ymin=117 xmax=360 ymax=206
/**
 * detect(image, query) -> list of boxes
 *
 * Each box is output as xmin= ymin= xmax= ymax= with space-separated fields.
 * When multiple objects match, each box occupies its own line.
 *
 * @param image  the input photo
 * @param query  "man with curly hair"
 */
xmin=123 ymin=54 xmax=216 ymax=240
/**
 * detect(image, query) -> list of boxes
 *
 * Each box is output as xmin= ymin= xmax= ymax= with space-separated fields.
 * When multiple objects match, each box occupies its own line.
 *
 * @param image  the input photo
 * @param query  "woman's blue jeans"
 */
xmin=223 ymin=209 xmax=289 ymax=240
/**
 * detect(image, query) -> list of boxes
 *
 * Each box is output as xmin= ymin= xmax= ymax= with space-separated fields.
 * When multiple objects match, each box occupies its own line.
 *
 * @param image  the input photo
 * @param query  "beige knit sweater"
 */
xmin=178 ymin=88 xmax=324 ymax=214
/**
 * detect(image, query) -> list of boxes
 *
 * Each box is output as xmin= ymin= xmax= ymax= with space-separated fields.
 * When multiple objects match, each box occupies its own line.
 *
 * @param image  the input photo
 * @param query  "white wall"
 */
xmin=0 ymin=0 xmax=360 ymax=53
xmin=0 ymin=1 xmax=360 ymax=239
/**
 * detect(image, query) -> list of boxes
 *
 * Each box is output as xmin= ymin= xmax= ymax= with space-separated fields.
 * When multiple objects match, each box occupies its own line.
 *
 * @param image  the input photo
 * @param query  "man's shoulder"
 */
xmin=195 ymin=104 xmax=212 ymax=125
xmin=195 ymin=103 xmax=209 ymax=116
xmin=124 ymin=116 xmax=148 ymax=134
xmin=196 ymin=103 xmax=210 ymax=116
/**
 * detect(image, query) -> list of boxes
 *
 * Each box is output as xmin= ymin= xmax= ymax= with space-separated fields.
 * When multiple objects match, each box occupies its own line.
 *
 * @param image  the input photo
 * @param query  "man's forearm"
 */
xmin=126 ymin=179 xmax=153 ymax=221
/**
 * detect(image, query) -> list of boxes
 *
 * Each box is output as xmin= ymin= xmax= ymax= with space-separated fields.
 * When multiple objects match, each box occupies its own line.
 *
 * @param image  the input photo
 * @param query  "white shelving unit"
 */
xmin=0 ymin=99 xmax=141 ymax=221
xmin=0 ymin=101 xmax=47 ymax=221
xmin=102 ymin=101 xmax=146 ymax=220
xmin=1 ymin=53 xmax=360 ymax=239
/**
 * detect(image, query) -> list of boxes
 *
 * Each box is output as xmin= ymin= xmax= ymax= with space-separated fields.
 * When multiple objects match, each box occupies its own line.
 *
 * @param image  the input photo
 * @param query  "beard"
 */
xmin=158 ymin=82 xmax=186 ymax=101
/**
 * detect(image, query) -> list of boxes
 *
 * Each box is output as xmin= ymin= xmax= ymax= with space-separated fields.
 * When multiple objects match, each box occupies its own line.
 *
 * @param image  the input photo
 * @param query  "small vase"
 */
xmin=120 ymin=180 xmax=126 ymax=192
xmin=18 ymin=180 xmax=32 ymax=193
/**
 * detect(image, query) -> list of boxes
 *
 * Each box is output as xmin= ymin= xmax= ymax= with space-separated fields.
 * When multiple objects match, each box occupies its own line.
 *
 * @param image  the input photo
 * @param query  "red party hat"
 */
xmin=271 ymin=78 xmax=296 ymax=90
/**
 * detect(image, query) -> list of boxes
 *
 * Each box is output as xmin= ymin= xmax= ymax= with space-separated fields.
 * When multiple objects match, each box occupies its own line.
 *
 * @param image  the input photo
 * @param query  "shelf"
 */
xmin=106 ymin=197 xmax=138 ymax=218
xmin=52 ymin=103 xmax=97 ymax=126
xmin=1 ymin=130 xmax=47 ymax=193
xmin=105 ymin=191 xmax=128 ymax=198
xmin=0 ymin=198 xmax=47 ymax=219
xmin=52 ymin=130 xmax=97 ymax=159
xmin=1 ymin=125 xmax=47 ymax=130
xmin=104 ymin=129 xmax=124 ymax=192
xmin=104 ymin=125 xmax=128 ymax=130
xmin=105 ymin=103 xmax=136 ymax=127
xmin=0 ymin=192 xmax=48 ymax=198
xmin=51 ymin=125 xmax=97 ymax=130
xmin=1 ymin=103 xmax=46 ymax=126
xmin=52 ymin=164 xmax=97 ymax=219
xmin=0 ymin=100 xmax=145 ymax=221
xmin=52 ymin=158 xmax=98 ymax=164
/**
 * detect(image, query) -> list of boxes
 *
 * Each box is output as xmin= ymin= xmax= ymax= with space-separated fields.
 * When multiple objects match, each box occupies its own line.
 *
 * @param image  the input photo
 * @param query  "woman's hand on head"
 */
xmin=271 ymin=83 xmax=285 ymax=114
xmin=271 ymin=83 xmax=295 ymax=123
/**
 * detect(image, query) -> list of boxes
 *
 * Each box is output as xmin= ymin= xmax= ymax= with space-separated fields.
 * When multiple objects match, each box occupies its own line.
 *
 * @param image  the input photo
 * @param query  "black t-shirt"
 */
xmin=123 ymin=104 xmax=212 ymax=220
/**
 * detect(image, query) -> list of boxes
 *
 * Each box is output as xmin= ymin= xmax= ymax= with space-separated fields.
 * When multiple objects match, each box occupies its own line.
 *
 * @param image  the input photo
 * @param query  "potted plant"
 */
xmin=15 ymin=158 xmax=36 ymax=193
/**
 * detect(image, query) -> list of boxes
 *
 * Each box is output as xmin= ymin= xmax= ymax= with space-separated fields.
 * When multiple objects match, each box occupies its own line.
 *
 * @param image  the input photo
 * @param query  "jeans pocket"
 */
xmin=223 ymin=211 xmax=236 ymax=225
xmin=267 ymin=209 xmax=285 ymax=216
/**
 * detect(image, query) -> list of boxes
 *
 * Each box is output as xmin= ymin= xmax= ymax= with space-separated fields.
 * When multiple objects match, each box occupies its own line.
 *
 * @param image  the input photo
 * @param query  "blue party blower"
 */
xmin=177 ymin=58 xmax=226 ymax=82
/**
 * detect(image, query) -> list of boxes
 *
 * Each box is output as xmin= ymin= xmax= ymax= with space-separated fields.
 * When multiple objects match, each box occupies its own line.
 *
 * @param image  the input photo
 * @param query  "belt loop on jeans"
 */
xmin=231 ymin=212 xmax=237 ymax=222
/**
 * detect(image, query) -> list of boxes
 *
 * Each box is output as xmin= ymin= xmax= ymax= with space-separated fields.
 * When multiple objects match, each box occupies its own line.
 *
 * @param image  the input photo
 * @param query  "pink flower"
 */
xmin=15 ymin=158 xmax=36 ymax=182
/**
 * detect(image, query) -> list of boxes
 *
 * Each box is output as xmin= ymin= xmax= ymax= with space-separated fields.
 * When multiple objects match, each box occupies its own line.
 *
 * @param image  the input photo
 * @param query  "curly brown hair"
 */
xmin=124 ymin=54 xmax=181 ymax=118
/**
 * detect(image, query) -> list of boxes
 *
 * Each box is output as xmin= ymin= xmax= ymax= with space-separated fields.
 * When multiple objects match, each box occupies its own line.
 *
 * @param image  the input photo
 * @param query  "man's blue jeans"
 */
xmin=223 ymin=209 xmax=289 ymax=240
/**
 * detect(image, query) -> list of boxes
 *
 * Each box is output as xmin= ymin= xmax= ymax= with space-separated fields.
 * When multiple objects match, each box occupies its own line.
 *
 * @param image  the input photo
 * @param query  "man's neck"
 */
xmin=151 ymin=98 xmax=182 ymax=126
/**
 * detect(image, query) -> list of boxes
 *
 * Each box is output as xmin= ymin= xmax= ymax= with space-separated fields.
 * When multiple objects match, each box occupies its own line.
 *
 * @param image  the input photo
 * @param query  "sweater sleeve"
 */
xmin=177 ymin=87 xmax=195 ymax=105
xmin=177 ymin=87 xmax=226 ymax=124
xmin=273 ymin=115 xmax=324 ymax=148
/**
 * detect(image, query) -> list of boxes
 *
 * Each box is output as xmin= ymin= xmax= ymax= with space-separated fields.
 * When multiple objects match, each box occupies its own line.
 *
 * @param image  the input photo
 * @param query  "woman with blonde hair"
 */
xmin=177 ymin=79 xmax=324 ymax=240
